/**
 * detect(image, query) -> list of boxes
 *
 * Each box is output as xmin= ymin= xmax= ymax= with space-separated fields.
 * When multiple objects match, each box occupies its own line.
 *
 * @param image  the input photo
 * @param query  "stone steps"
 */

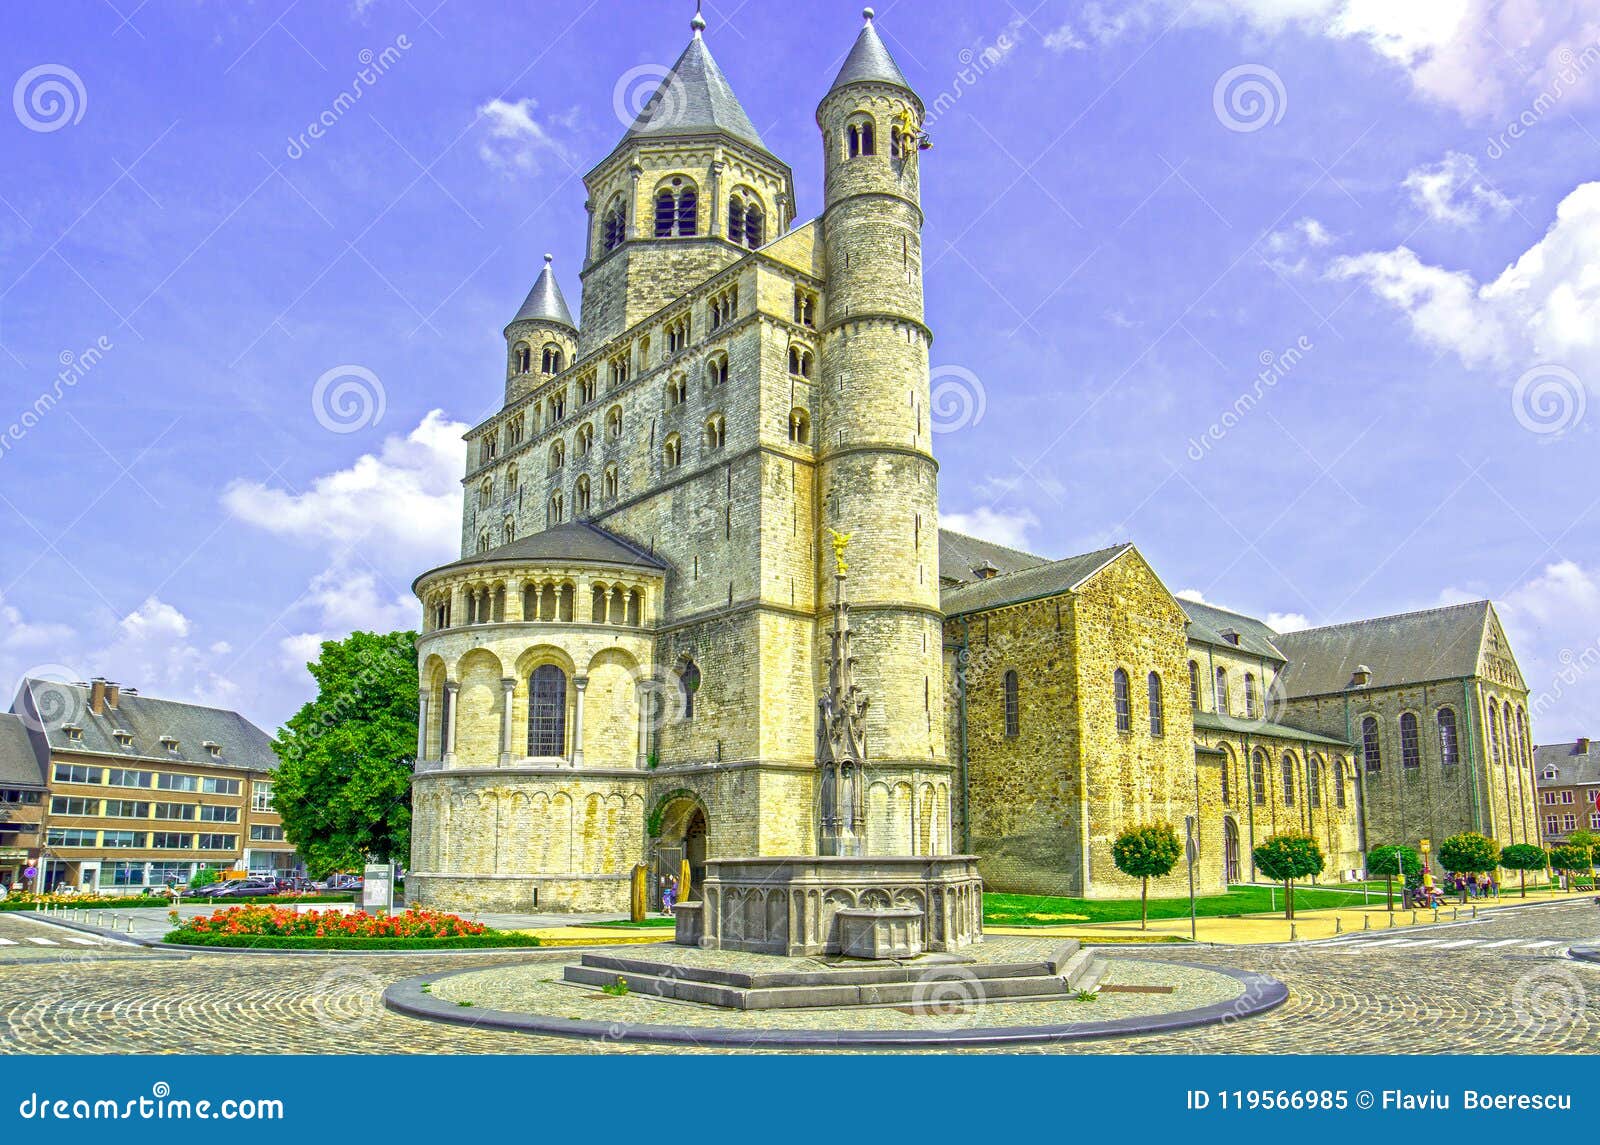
xmin=560 ymin=940 xmax=1106 ymax=1011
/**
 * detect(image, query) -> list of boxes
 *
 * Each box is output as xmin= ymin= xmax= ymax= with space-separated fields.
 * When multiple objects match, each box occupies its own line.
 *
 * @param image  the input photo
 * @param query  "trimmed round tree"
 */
xmin=1549 ymin=843 xmax=1592 ymax=888
xmin=1499 ymin=843 xmax=1548 ymax=898
xmin=1253 ymin=832 xmax=1324 ymax=919
xmin=1366 ymin=845 xmax=1421 ymax=911
xmin=1437 ymin=832 xmax=1500 ymax=899
xmin=1111 ymin=822 xmax=1183 ymax=930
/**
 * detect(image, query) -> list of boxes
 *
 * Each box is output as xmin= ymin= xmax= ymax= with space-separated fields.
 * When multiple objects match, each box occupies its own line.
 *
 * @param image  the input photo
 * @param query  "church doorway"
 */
xmin=652 ymin=792 xmax=709 ymax=902
xmin=1223 ymin=818 xmax=1240 ymax=885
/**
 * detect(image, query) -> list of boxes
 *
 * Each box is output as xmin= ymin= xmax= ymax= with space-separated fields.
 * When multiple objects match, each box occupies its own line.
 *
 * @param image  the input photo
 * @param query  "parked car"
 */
xmin=211 ymin=879 xmax=278 ymax=899
xmin=187 ymin=879 xmax=245 ymax=899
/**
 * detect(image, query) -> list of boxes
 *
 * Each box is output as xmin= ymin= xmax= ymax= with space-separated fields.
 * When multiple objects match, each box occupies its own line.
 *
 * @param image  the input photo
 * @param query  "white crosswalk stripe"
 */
xmin=1522 ymin=940 xmax=1562 ymax=949
xmin=1477 ymin=938 xmax=1523 ymax=948
xmin=64 ymin=937 xmax=100 ymax=945
xmin=24 ymin=937 xmax=57 ymax=946
xmin=0 ymin=938 xmax=16 ymax=945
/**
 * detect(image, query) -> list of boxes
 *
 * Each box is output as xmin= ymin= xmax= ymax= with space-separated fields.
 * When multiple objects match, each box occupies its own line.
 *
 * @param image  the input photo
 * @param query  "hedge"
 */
xmin=1 ymin=894 xmax=358 ymax=911
xmin=160 ymin=930 xmax=538 ymax=950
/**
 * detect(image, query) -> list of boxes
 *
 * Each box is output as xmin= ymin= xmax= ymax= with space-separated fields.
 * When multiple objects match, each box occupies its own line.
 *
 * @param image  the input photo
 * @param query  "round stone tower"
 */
xmin=503 ymin=253 xmax=578 ymax=404
xmin=814 ymin=9 xmax=946 ymax=837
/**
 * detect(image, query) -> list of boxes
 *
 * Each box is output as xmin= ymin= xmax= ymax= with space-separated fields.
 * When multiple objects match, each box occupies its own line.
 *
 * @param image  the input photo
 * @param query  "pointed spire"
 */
xmin=690 ymin=0 xmax=706 ymax=37
xmin=826 ymin=7 xmax=914 ymax=98
xmin=508 ymin=254 xmax=576 ymax=331
xmin=616 ymin=14 xmax=770 ymax=154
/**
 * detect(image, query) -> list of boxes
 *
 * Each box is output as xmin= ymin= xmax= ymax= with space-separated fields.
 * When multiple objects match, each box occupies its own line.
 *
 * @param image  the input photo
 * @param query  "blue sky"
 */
xmin=3 ymin=0 xmax=1598 ymax=741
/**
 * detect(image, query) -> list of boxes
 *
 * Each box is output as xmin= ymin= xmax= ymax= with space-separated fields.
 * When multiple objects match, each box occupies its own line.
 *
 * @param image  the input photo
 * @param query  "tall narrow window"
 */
xmin=744 ymin=203 xmax=763 ymax=248
xmin=1214 ymin=667 xmax=1228 ymax=715
xmin=1219 ymin=755 xmax=1231 ymax=805
xmin=1335 ymin=761 xmax=1348 ymax=809
xmin=1362 ymin=715 xmax=1382 ymax=773
xmin=1281 ymin=754 xmax=1296 ymax=806
xmin=1003 ymin=670 xmax=1019 ymax=738
xmin=1400 ymin=712 xmax=1421 ymax=769
xmin=1188 ymin=661 xmax=1200 ymax=711
xmin=727 ymin=195 xmax=744 ymax=242
xmin=1487 ymin=704 xmax=1501 ymax=767
xmin=1309 ymin=758 xmax=1322 ymax=808
xmin=655 ymin=188 xmax=677 ymax=237
xmin=1252 ymin=752 xmax=1268 ymax=805
xmin=679 ymin=659 xmax=701 ymax=719
xmin=602 ymin=194 xmax=626 ymax=251
xmin=1113 ymin=669 xmax=1131 ymax=733
xmin=1244 ymin=673 xmax=1258 ymax=718
xmin=1148 ymin=672 xmax=1164 ymax=737
xmin=527 ymin=665 xmax=567 ymax=757
xmin=676 ymin=187 xmax=697 ymax=236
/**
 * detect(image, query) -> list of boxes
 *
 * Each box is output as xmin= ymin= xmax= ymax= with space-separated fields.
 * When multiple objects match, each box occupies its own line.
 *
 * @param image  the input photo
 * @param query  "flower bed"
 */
xmin=1 ymin=891 xmax=357 ymax=911
xmin=163 ymin=905 xmax=536 ymax=949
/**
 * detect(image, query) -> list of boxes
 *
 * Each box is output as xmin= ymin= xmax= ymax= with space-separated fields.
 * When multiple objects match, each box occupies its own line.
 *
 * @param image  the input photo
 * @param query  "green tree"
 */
xmin=1437 ymin=832 xmax=1500 ymax=875
xmin=1110 ymin=822 xmax=1183 ymax=929
xmin=1366 ymin=845 xmax=1421 ymax=912
xmin=272 ymin=630 xmax=418 ymax=878
xmin=1565 ymin=828 xmax=1599 ymax=865
xmin=1252 ymin=833 xmax=1324 ymax=919
xmin=1549 ymin=844 xmax=1593 ymax=888
xmin=188 ymin=868 xmax=220 ymax=889
xmin=1498 ymin=843 xmax=1548 ymax=898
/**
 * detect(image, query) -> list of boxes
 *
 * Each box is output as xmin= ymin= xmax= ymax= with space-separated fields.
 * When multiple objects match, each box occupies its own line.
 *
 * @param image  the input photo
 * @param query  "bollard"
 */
xmin=1472 ymin=905 xmax=1477 ymax=920
xmin=1363 ymin=914 xmax=1371 ymax=931
xmin=1388 ymin=912 xmax=1395 ymax=928
xmin=1336 ymin=916 xmax=1344 ymax=934
xmin=1411 ymin=910 xmax=1418 ymax=925
xmin=1432 ymin=907 xmax=1439 ymax=923
xmin=1452 ymin=907 xmax=1458 ymax=921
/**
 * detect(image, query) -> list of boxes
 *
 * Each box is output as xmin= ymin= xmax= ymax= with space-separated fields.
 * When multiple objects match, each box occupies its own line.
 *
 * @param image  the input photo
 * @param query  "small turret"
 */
xmin=504 ymin=254 xmax=577 ymax=402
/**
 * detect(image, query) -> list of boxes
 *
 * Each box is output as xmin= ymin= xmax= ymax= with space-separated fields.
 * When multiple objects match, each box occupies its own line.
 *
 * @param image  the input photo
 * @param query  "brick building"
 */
xmin=1534 ymin=738 xmax=1600 ymax=847
xmin=4 ymin=678 xmax=298 ymax=893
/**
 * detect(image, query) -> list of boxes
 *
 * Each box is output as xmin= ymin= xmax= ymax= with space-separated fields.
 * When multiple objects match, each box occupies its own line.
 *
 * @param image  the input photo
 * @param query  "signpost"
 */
xmin=1184 ymin=814 xmax=1199 ymax=942
xmin=362 ymin=862 xmax=394 ymax=913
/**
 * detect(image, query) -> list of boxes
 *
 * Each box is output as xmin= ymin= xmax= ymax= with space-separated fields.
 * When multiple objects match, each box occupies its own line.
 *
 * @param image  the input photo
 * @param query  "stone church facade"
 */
xmin=407 ymin=12 xmax=1541 ymax=912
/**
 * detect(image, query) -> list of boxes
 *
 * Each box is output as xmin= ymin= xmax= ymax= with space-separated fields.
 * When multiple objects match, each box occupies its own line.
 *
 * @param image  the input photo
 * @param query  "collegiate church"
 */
xmin=406 ymin=10 xmax=1540 ymax=913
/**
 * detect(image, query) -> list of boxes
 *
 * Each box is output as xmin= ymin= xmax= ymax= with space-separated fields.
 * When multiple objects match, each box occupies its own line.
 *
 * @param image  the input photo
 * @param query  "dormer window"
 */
xmin=160 ymin=735 xmax=179 ymax=753
xmin=62 ymin=724 xmax=83 ymax=742
xmin=1221 ymin=630 xmax=1241 ymax=645
xmin=203 ymin=741 xmax=222 ymax=758
xmin=113 ymin=730 xmax=134 ymax=748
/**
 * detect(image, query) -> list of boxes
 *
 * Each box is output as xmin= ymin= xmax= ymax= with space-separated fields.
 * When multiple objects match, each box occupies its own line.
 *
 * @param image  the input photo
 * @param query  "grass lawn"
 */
xmin=984 ymin=883 xmax=1422 ymax=926
xmin=588 ymin=917 xmax=678 ymax=929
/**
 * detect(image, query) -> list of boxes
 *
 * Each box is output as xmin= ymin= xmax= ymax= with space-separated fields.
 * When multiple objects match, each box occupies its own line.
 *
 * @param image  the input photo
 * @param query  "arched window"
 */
xmin=1281 ymin=754 xmax=1296 ymax=806
xmin=655 ymin=187 xmax=677 ymax=237
xmin=704 ymin=413 xmax=726 ymax=450
xmin=514 ymin=343 xmax=531 ymax=373
xmin=1113 ymin=668 xmax=1131 ymax=733
xmin=477 ymin=528 xmax=490 ymax=554
xmin=1487 ymin=703 xmax=1501 ymax=767
xmin=478 ymin=477 xmax=493 ymax=508
xmin=549 ymin=439 xmax=565 ymax=471
xmin=727 ymin=194 xmax=743 ymax=241
xmin=1503 ymin=701 xmax=1515 ymax=768
xmin=788 ymin=346 xmax=813 ymax=377
xmin=663 ymin=433 xmax=681 ymax=468
xmin=788 ymin=407 xmax=810 ymax=444
xmin=506 ymin=462 xmax=519 ymax=494
xmin=667 ymin=374 xmax=688 ymax=406
xmin=541 ymin=344 xmax=564 ymax=374
xmin=1188 ymin=661 xmax=1200 ymax=711
xmin=1334 ymin=759 xmax=1348 ymax=808
xmin=890 ymin=126 xmax=908 ymax=159
xmin=1243 ymin=673 xmax=1258 ymax=718
xmin=1214 ymin=667 xmax=1228 ymax=715
xmin=503 ymin=516 xmax=516 ymax=544
xmin=547 ymin=490 xmax=563 ymax=525
xmin=606 ymin=406 xmax=623 ymax=438
xmin=1362 ymin=715 xmax=1382 ymax=773
xmin=575 ymin=474 xmax=591 ymax=514
xmin=727 ymin=190 xmax=764 ymax=249
xmin=1400 ymin=712 xmax=1421 ymax=769
xmin=577 ymin=422 xmax=594 ymax=456
xmin=793 ymin=289 xmax=817 ymax=328
xmin=601 ymin=193 xmax=627 ymax=252
xmin=1219 ymin=751 xmax=1232 ymax=805
xmin=527 ymin=665 xmax=567 ymax=757
xmin=707 ymin=354 xmax=729 ymax=386
xmin=679 ymin=659 xmax=701 ymax=719
xmin=654 ymin=180 xmax=697 ymax=237
xmin=847 ymin=117 xmax=876 ymax=157
xmin=1003 ymin=670 xmax=1019 ymax=738
xmin=1148 ymin=672 xmax=1164 ymax=737
xmin=1308 ymin=757 xmax=1323 ymax=808
xmin=677 ymin=185 xmax=697 ymax=236
xmin=603 ymin=464 xmax=618 ymax=500
xmin=743 ymin=201 xmax=764 ymax=248
xmin=1252 ymin=751 xmax=1268 ymax=805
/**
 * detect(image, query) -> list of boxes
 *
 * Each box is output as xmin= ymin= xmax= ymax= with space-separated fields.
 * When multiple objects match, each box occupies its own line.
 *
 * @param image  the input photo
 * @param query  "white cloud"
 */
xmin=1043 ymin=22 xmax=1088 ymax=52
xmin=476 ymin=97 xmax=575 ymax=174
xmin=224 ymin=411 xmax=468 ymax=662
xmin=1262 ymin=217 xmax=1334 ymax=274
xmin=1403 ymin=151 xmax=1514 ymax=225
xmin=1176 ymin=588 xmax=1208 ymax=603
xmin=1267 ymin=611 xmax=1312 ymax=632
xmin=940 ymin=507 xmax=1039 ymax=550
xmin=0 ymin=591 xmax=74 ymax=654
xmin=1331 ymin=180 xmax=1600 ymax=378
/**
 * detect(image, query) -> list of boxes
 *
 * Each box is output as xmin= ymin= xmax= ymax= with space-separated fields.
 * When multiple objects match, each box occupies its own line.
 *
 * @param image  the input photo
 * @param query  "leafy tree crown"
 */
xmin=1436 ymin=832 xmax=1500 ymax=874
xmin=1252 ymin=832 xmax=1325 ymax=881
xmin=1110 ymin=823 xmax=1183 ymax=880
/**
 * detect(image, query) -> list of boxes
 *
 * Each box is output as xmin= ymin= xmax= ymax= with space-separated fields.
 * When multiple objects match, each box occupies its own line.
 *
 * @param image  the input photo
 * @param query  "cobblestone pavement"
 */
xmin=0 ymin=901 xmax=1594 ymax=1055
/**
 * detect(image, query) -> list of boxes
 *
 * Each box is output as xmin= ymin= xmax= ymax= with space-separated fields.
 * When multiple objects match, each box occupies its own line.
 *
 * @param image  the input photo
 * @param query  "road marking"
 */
xmin=64 ymin=937 xmax=100 ymax=945
xmin=1477 ymin=939 xmax=1523 ymax=948
xmin=24 ymin=937 xmax=57 ymax=946
xmin=0 ymin=938 xmax=16 ymax=945
xmin=1522 ymin=940 xmax=1562 ymax=949
xmin=1350 ymin=938 xmax=1410 ymax=947
xmin=1430 ymin=939 xmax=1480 ymax=948
xmin=1401 ymin=940 xmax=1447 ymax=947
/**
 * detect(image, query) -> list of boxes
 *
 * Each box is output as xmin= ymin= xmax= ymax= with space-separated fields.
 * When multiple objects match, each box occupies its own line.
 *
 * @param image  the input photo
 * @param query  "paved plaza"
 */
xmin=0 ymin=898 xmax=1594 ymax=1054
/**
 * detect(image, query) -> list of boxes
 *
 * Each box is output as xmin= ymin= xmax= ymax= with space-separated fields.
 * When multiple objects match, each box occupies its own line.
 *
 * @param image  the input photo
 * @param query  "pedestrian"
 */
xmin=1465 ymin=873 xmax=1478 ymax=899
xmin=661 ymin=873 xmax=678 ymax=915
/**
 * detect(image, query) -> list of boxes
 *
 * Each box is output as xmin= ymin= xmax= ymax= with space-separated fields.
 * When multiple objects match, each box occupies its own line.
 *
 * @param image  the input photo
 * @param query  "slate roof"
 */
xmin=618 ymin=28 xmax=770 ymax=155
xmin=508 ymin=255 xmax=576 ymax=331
xmin=941 ymin=543 xmax=1132 ymax=618
xmin=0 ymin=714 xmax=45 ymax=789
xmin=13 ymin=681 xmax=277 ymax=772
xmin=1181 ymin=599 xmax=1287 ymax=662
xmin=1534 ymin=741 xmax=1600 ymax=788
xmin=420 ymin=521 xmax=669 ymax=584
xmin=1191 ymin=709 xmax=1351 ymax=749
xmin=938 ymin=528 xmax=1048 ymax=586
xmin=1271 ymin=600 xmax=1492 ymax=700
xmin=828 ymin=13 xmax=915 ymax=96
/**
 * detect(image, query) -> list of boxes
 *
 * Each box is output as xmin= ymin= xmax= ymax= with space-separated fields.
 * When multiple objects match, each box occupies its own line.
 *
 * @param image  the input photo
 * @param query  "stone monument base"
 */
xmin=678 ymin=854 xmax=983 ymax=958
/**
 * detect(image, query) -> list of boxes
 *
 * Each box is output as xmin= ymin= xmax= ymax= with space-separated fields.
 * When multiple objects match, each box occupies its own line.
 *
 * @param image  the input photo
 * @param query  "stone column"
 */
xmin=505 ymin=576 xmax=523 ymax=622
xmin=443 ymin=681 xmax=459 ymax=766
xmin=636 ymin=683 xmax=651 ymax=769
xmin=499 ymin=677 xmax=516 ymax=766
xmin=571 ymin=676 xmax=588 ymax=768
xmin=417 ymin=694 xmax=430 ymax=762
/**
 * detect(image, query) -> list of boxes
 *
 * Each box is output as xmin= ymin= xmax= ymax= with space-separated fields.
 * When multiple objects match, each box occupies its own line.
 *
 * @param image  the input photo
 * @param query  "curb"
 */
xmin=1570 ymin=946 xmax=1599 ymax=965
xmin=381 ymin=961 xmax=1288 ymax=1049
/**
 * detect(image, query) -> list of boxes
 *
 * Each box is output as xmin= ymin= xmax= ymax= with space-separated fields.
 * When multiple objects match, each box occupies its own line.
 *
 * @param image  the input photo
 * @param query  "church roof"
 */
xmin=938 ymin=528 xmax=1048 ymax=586
xmin=12 ymin=681 xmax=277 ymax=772
xmin=1271 ymin=600 xmax=1493 ymax=699
xmin=1533 ymin=740 xmax=1600 ymax=787
xmin=507 ymin=255 xmax=576 ymax=331
xmin=1181 ymin=599 xmax=1287 ymax=662
xmin=617 ymin=23 xmax=770 ymax=156
xmin=827 ymin=10 xmax=914 ymax=97
xmin=421 ymin=521 xmax=668 ymax=583
xmin=0 ymin=713 xmax=45 ymax=789
xmin=1191 ymin=709 xmax=1351 ymax=749
xmin=941 ymin=543 xmax=1133 ymax=618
